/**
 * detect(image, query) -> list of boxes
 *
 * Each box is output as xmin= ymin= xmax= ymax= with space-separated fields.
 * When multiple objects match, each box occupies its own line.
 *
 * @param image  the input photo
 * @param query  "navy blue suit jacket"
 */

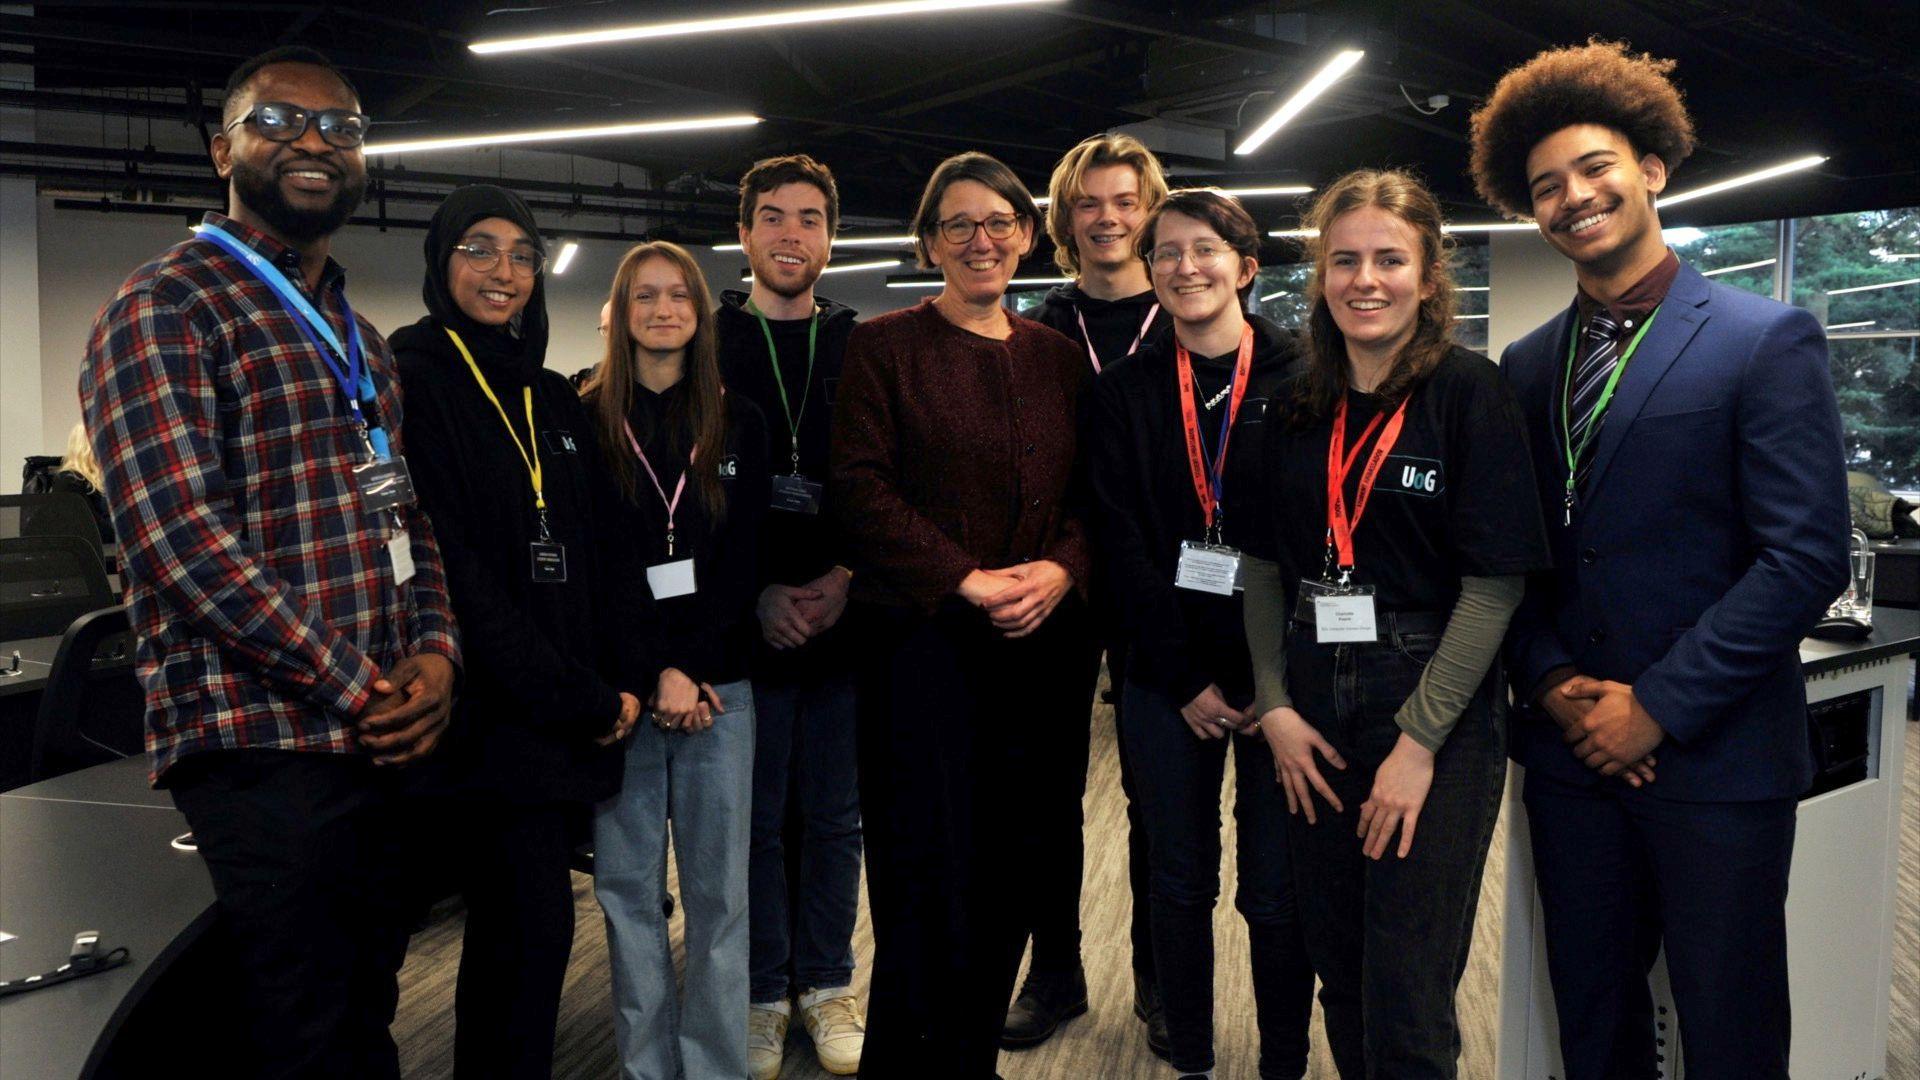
xmin=1500 ymin=259 xmax=1851 ymax=802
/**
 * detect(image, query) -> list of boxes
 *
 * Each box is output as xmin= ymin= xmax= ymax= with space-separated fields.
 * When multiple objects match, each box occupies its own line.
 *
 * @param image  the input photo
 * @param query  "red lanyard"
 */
xmin=623 ymin=419 xmax=696 ymax=556
xmin=1077 ymin=302 xmax=1160 ymax=374
xmin=1176 ymin=322 xmax=1254 ymax=537
xmin=1325 ymin=394 xmax=1410 ymax=576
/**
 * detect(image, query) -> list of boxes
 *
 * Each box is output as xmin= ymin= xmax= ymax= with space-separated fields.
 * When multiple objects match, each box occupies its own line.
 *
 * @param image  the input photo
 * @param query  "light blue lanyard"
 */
xmin=193 ymin=223 xmax=389 ymax=461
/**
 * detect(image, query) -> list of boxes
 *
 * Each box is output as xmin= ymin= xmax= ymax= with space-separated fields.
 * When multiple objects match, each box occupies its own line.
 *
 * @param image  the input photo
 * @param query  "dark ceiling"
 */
xmin=6 ymin=0 xmax=1918 ymax=249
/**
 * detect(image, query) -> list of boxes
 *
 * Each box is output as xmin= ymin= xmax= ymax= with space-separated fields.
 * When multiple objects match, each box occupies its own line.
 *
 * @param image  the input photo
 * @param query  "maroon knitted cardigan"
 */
xmin=830 ymin=298 xmax=1093 ymax=613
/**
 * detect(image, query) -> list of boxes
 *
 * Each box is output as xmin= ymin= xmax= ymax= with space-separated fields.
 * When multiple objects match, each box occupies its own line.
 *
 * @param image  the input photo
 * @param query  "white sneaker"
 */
xmin=798 ymin=986 xmax=865 ymax=1076
xmin=749 ymin=1001 xmax=790 ymax=1080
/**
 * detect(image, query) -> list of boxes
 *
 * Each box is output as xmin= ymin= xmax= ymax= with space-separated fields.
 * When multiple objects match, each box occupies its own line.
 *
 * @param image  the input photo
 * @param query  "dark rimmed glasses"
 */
xmin=224 ymin=102 xmax=371 ymax=149
xmin=936 ymin=213 xmax=1023 ymax=245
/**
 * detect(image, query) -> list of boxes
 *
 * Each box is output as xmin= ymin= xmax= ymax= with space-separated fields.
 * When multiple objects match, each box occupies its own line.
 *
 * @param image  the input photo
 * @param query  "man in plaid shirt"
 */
xmin=80 ymin=47 xmax=460 ymax=1079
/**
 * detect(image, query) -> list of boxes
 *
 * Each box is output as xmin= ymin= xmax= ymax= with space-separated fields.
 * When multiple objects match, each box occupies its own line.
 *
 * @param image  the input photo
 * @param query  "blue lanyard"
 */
xmin=192 ymin=223 xmax=389 ymax=462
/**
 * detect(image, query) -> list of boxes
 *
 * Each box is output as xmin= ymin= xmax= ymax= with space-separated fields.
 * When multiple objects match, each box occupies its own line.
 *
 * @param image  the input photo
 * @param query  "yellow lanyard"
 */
xmin=445 ymin=327 xmax=547 ymax=516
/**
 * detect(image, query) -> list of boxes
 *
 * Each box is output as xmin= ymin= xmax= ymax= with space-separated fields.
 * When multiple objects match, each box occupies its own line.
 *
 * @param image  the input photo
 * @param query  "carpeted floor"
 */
xmin=392 ymin=680 xmax=1920 ymax=1079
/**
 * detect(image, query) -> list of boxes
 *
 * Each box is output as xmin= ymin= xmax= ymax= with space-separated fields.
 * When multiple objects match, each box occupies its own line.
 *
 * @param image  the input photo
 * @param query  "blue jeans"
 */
xmin=594 ymin=679 xmax=755 ymax=1080
xmin=1284 ymin=617 xmax=1506 ymax=1080
xmin=748 ymin=668 xmax=862 ymax=1003
xmin=1120 ymin=680 xmax=1315 ymax=1078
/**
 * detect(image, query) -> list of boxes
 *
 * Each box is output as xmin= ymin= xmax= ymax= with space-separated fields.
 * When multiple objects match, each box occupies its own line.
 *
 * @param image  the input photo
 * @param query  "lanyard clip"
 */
xmin=665 ymin=529 xmax=675 ymax=558
xmin=537 ymin=509 xmax=554 ymax=542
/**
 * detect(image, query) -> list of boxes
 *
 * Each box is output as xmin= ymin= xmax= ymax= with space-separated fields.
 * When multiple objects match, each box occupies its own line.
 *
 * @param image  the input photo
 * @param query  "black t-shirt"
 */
xmin=1262 ymin=345 xmax=1550 ymax=612
xmin=1028 ymin=284 xmax=1170 ymax=372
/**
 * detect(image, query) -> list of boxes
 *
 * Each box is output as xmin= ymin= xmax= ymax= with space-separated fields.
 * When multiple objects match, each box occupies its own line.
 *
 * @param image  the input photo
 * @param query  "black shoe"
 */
xmin=1000 ymin=966 xmax=1089 ymax=1050
xmin=1133 ymin=971 xmax=1170 ymax=1061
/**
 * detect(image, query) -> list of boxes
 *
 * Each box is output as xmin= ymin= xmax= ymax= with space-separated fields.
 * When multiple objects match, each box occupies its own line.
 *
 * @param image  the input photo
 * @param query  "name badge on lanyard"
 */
xmin=1170 ymin=323 xmax=1254 ymax=594
xmin=749 ymin=301 xmax=825 ymax=514
xmin=625 ymin=420 xmax=700 ymax=599
xmin=446 ymin=328 xmax=568 ymax=584
xmin=1310 ymin=393 xmax=1411 ymax=643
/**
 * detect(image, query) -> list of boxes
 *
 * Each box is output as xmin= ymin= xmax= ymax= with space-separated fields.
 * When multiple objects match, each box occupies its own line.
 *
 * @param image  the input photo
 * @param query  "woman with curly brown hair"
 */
xmin=1240 ymin=168 xmax=1550 ymax=1078
xmin=1470 ymin=40 xmax=1850 ymax=1080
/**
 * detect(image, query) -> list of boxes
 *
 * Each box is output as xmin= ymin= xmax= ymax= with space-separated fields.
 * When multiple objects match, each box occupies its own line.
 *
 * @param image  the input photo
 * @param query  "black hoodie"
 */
xmin=392 ymin=184 xmax=659 ymax=804
xmin=1086 ymin=312 xmax=1302 ymax=706
xmin=714 ymin=288 xmax=858 ymax=674
xmin=1028 ymin=282 xmax=1170 ymax=374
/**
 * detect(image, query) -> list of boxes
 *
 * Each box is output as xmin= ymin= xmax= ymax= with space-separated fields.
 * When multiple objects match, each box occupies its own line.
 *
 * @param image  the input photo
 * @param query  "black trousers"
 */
xmin=853 ymin=598 xmax=1094 ymax=1079
xmin=1105 ymin=644 xmax=1157 ymax=985
xmin=167 ymin=749 xmax=417 ymax=1080
xmin=422 ymin=795 xmax=584 ymax=1080
xmin=1021 ymin=631 xmax=1101 ymax=979
xmin=1524 ymin=771 xmax=1797 ymax=1080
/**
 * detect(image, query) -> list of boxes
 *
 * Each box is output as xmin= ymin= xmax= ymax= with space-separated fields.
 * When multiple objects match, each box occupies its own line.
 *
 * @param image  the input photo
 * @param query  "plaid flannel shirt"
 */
xmin=79 ymin=212 xmax=461 ymax=783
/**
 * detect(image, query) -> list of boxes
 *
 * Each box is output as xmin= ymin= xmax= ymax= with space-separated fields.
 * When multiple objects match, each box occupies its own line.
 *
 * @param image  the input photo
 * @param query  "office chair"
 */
xmin=0 ymin=534 xmax=114 ymax=640
xmin=29 ymin=604 xmax=141 ymax=783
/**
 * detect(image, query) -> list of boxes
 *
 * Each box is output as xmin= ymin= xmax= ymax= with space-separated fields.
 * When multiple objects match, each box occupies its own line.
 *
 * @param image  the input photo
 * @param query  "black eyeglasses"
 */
xmin=223 ymin=102 xmax=371 ymax=149
xmin=936 ymin=214 xmax=1022 ymax=245
xmin=453 ymin=242 xmax=545 ymax=277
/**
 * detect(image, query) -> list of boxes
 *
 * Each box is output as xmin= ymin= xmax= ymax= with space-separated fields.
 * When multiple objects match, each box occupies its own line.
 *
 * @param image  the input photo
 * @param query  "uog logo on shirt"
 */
xmin=717 ymin=455 xmax=739 ymax=478
xmin=1385 ymin=455 xmax=1444 ymax=497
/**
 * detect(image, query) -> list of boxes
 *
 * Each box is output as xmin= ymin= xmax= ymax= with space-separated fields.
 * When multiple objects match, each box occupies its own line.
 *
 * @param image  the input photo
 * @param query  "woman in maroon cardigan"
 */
xmin=831 ymin=151 xmax=1099 ymax=1079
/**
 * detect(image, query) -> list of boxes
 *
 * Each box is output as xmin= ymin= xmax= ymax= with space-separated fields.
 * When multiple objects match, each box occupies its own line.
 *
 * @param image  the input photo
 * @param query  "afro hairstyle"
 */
xmin=1468 ymin=39 xmax=1696 ymax=219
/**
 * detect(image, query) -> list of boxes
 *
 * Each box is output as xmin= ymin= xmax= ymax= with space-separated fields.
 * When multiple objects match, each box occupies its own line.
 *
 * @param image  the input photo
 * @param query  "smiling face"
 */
xmin=740 ymin=181 xmax=831 ymax=299
xmin=213 ymin=62 xmax=368 ymax=244
xmin=448 ymin=216 xmax=537 ymax=328
xmin=1321 ymin=204 xmax=1435 ymax=361
xmin=1069 ymin=163 xmax=1149 ymax=277
xmin=627 ymin=255 xmax=698 ymax=358
xmin=1149 ymin=210 xmax=1256 ymax=331
xmin=927 ymin=179 xmax=1032 ymax=307
xmin=1526 ymin=123 xmax=1668 ymax=276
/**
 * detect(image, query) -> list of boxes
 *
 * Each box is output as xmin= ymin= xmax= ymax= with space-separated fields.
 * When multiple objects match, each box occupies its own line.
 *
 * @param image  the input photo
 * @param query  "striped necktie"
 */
xmin=1566 ymin=308 xmax=1621 ymax=486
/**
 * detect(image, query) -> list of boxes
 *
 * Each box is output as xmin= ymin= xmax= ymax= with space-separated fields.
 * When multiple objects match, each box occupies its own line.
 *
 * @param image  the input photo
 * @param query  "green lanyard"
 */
xmin=746 ymin=300 xmax=818 ymax=476
xmin=1559 ymin=305 xmax=1659 ymax=523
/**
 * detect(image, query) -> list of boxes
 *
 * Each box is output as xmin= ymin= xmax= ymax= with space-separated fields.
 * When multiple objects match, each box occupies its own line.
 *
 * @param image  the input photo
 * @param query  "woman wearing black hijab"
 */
xmin=391 ymin=185 xmax=664 ymax=1079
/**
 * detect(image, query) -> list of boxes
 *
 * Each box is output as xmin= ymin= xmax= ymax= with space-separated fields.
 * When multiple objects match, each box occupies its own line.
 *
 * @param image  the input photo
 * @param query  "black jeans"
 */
xmin=1120 ymin=680 xmax=1314 ymax=1079
xmin=853 ymin=598 xmax=1094 ymax=1079
xmin=1284 ymin=617 xmax=1507 ymax=1080
xmin=1022 ymin=640 xmax=1098 ymax=978
xmin=166 ymin=749 xmax=417 ymax=1080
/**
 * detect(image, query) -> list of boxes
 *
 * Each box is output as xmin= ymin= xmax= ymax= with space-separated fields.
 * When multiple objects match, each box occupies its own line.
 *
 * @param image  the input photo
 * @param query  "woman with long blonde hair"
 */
xmin=585 ymin=240 xmax=772 ymax=1080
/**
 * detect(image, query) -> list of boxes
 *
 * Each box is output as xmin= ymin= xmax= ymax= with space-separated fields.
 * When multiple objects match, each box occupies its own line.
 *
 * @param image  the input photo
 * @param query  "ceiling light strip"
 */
xmin=1827 ymin=277 xmax=1920 ymax=296
xmin=714 ymin=233 xmax=915 ymax=252
xmin=364 ymin=114 xmax=761 ymax=156
xmin=1700 ymin=258 xmax=1776 ymax=278
xmin=1659 ymin=155 xmax=1827 ymax=208
xmin=1235 ymin=49 xmax=1365 ymax=156
xmin=470 ymin=0 xmax=1061 ymax=55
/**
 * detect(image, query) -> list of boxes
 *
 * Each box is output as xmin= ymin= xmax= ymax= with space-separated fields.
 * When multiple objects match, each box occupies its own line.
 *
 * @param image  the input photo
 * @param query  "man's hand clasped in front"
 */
xmin=357 ymin=653 xmax=457 ymax=766
xmin=1543 ymin=674 xmax=1660 ymax=786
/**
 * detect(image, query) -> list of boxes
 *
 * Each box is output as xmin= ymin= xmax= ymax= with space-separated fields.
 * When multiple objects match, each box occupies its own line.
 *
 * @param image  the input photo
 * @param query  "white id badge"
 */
xmin=1174 ymin=540 xmax=1243 ymax=595
xmin=388 ymin=531 xmax=416 ymax=585
xmin=647 ymin=558 xmax=697 ymax=599
xmin=1314 ymin=589 xmax=1379 ymax=643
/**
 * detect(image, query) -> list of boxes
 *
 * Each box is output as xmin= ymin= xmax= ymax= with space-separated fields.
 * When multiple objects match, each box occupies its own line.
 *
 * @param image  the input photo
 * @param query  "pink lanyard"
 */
xmin=1076 ymin=302 xmax=1160 ymax=373
xmin=623 ymin=419 xmax=695 ymax=556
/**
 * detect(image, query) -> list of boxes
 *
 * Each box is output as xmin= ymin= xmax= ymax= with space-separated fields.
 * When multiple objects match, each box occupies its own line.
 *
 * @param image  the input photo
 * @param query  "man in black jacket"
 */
xmin=1009 ymin=132 xmax=1174 ymax=1055
xmin=720 ymin=153 xmax=867 ymax=1080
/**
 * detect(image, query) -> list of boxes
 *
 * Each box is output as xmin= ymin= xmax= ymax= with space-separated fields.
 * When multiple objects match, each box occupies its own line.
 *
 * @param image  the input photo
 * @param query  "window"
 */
xmin=1667 ymin=221 xmax=1779 ymax=298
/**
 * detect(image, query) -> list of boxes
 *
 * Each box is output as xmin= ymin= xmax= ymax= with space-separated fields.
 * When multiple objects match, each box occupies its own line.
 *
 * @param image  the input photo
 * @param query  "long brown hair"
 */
xmin=1294 ymin=169 xmax=1458 ymax=421
xmin=581 ymin=241 xmax=729 ymax=522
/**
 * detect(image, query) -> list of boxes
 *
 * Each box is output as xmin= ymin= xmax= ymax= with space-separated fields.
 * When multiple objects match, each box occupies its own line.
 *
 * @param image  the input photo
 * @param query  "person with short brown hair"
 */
xmin=1472 ymin=40 xmax=1850 ymax=1080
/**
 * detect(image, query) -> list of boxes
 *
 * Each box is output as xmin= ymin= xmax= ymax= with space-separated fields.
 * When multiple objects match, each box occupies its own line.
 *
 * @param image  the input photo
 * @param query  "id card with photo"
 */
xmin=647 ymin=558 xmax=697 ymax=599
xmin=1175 ymin=540 xmax=1242 ymax=595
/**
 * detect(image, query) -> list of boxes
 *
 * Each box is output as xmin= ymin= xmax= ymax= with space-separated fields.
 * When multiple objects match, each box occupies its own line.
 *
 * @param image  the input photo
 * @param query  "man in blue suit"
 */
xmin=1469 ymin=40 xmax=1851 ymax=1080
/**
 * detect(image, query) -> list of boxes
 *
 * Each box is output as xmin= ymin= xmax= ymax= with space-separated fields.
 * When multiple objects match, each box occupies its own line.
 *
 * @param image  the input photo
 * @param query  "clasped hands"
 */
xmin=958 ymin=561 xmax=1071 ymax=638
xmin=356 ymin=653 xmax=456 ymax=766
xmin=1541 ymin=674 xmax=1663 ymax=786
xmin=757 ymin=566 xmax=853 ymax=649
xmin=647 ymin=667 xmax=725 ymax=734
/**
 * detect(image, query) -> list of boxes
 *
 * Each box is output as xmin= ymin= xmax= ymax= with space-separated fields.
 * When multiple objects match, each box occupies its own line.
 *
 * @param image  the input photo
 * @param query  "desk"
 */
xmin=1497 ymin=607 xmax=1920 ymax=1078
xmin=0 ymin=636 xmax=62 ymax=699
xmin=0 ymin=757 xmax=215 ymax=1080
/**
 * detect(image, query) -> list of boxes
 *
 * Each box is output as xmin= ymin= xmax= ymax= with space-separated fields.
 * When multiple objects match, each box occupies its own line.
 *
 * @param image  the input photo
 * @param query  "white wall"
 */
xmin=1 ymin=44 xmax=40 ymax=494
xmin=1487 ymin=229 xmax=1575 ymax=360
xmin=32 ymin=202 xmax=918 ymax=464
